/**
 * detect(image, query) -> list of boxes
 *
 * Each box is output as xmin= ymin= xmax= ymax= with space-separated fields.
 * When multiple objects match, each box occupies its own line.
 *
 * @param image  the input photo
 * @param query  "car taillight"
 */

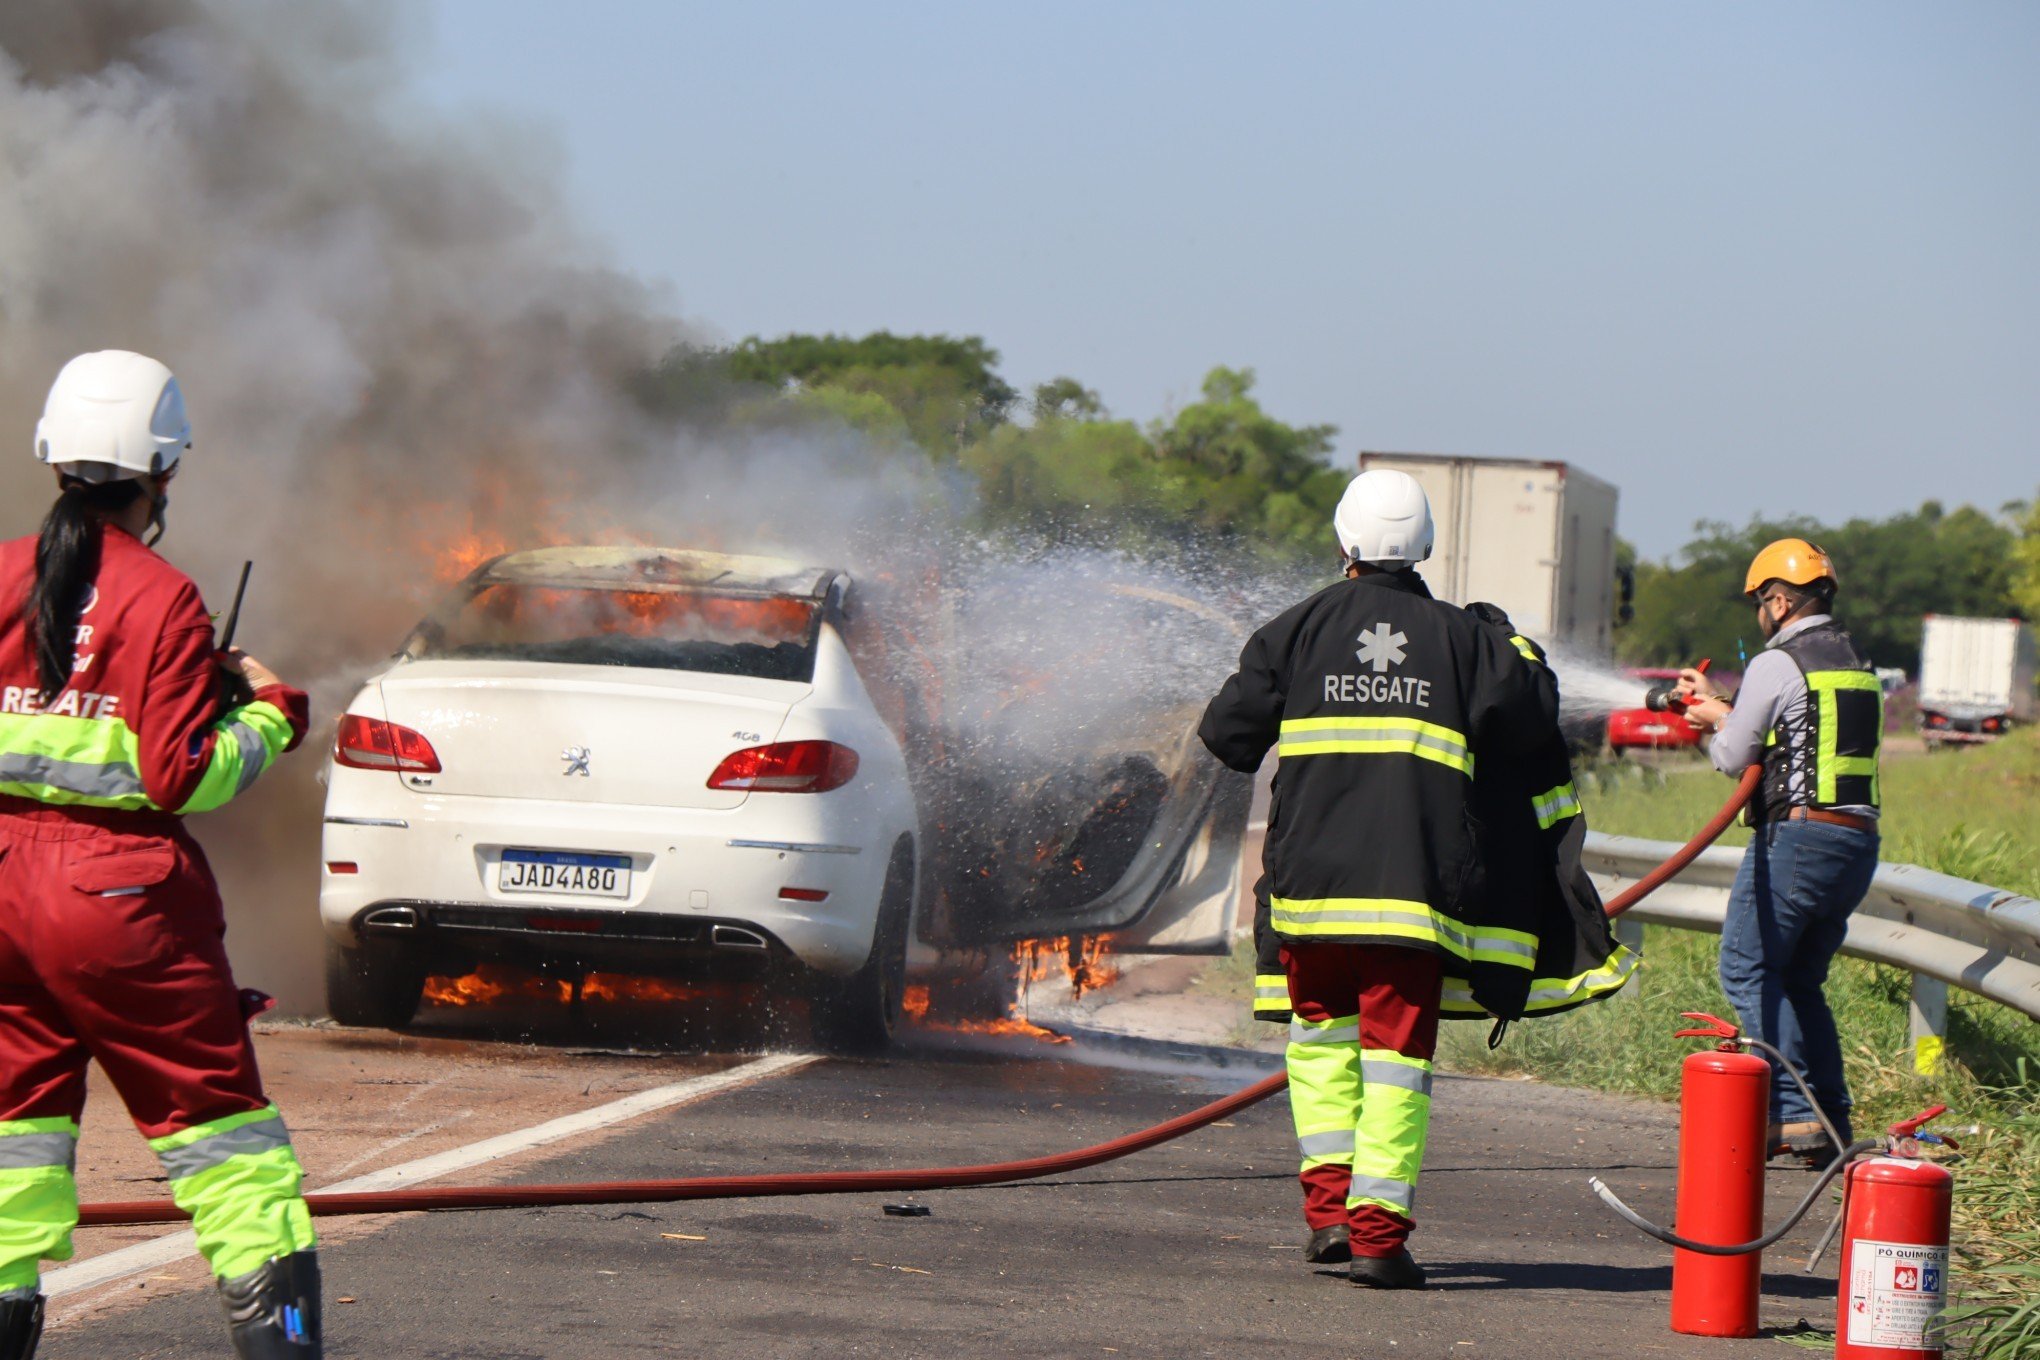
xmin=1983 ymin=717 xmax=2001 ymax=732
xmin=334 ymin=714 xmax=442 ymax=773
xmin=1926 ymin=714 xmax=1948 ymax=728
xmin=706 ymin=741 xmax=859 ymax=793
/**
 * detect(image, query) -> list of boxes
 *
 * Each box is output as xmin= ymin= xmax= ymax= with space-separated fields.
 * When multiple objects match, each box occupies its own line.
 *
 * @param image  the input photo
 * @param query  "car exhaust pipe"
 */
xmin=711 ymin=925 xmax=770 ymax=952
xmin=361 ymin=906 xmax=421 ymax=931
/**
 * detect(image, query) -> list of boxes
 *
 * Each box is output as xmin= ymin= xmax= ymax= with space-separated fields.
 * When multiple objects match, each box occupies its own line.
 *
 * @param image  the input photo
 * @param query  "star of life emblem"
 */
xmin=1356 ymin=622 xmax=1408 ymax=674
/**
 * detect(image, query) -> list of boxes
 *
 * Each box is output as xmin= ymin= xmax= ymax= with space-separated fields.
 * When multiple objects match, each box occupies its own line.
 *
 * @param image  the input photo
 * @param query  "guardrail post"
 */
xmin=1908 ymin=973 xmax=1948 ymax=1076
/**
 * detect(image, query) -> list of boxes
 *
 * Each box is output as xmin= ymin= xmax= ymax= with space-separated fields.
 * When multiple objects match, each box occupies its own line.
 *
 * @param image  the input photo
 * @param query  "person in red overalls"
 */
xmin=0 ymin=351 xmax=319 ymax=1358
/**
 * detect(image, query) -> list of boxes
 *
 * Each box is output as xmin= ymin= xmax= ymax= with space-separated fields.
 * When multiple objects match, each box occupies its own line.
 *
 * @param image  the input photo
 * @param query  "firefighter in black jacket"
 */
xmin=1201 ymin=470 xmax=1583 ymax=1290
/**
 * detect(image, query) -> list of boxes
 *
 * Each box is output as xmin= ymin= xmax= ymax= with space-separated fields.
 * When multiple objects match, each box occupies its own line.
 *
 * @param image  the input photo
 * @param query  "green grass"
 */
xmin=1442 ymin=728 xmax=2040 ymax=1357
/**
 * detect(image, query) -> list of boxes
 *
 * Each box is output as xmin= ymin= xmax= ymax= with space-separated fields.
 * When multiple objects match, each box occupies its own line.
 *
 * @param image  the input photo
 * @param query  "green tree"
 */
xmin=1617 ymin=503 xmax=2020 ymax=675
xmin=722 ymin=331 xmax=1017 ymax=457
xmin=2011 ymin=493 xmax=2040 ymax=622
xmin=1145 ymin=367 xmax=1347 ymax=561
xmin=1029 ymin=377 xmax=1104 ymax=423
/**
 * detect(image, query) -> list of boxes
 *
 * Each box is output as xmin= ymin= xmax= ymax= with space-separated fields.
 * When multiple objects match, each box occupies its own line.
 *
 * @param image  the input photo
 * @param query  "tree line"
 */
xmin=1618 ymin=502 xmax=2039 ymax=676
xmin=635 ymin=329 xmax=2040 ymax=673
xmin=635 ymin=331 xmax=1347 ymax=568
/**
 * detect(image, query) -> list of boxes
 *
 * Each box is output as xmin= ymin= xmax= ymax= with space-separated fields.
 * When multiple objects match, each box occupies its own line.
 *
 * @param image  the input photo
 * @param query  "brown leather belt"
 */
xmin=1786 ymin=806 xmax=1877 ymax=832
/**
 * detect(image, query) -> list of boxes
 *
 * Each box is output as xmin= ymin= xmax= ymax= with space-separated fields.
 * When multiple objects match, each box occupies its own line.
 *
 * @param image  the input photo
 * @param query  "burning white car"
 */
xmin=319 ymin=549 xmax=918 ymax=1048
xmin=319 ymin=546 xmax=1251 ymax=1048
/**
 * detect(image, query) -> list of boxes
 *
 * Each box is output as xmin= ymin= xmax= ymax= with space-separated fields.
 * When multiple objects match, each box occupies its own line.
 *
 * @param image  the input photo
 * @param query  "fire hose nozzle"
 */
xmin=1643 ymin=658 xmax=1712 ymax=714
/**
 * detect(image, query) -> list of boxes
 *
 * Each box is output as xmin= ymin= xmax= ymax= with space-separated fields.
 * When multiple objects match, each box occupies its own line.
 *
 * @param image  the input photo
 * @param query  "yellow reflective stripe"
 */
xmin=0 ymin=1161 xmax=78 ymax=1291
xmin=1359 ymin=1048 xmax=1434 ymax=1098
xmin=168 ymin=1145 xmax=315 ymax=1280
xmin=176 ymin=700 xmax=293 ymax=815
xmin=1252 ymin=973 xmax=1290 ymax=1015
xmin=0 ymin=1118 xmax=80 ymax=1141
xmin=1807 ymin=670 xmax=1882 ymax=805
xmin=1287 ymin=1014 xmax=1360 ymax=1170
xmin=147 ymin=1105 xmax=284 ymax=1156
xmin=1530 ymin=780 xmax=1582 ymax=830
xmin=0 ymin=711 xmax=150 ymax=809
xmin=1271 ymin=897 xmax=1537 ymax=968
xmin=1809 ymin=670 xmax=1883 ymax=693
xmin=1439 ymin=942 xmax=1641 ymax=1017
xmin=1278 ymin=716 xmax=1473 ymax=778
xmin=1281 ymin=716 xmax=1469 ymax=743
xmin=1509 ymin=634 xmax=1540 ymax=663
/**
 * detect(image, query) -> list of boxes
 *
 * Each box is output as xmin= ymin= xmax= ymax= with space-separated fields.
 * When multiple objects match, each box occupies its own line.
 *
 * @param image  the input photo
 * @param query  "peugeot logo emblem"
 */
xmin=561 ymin=745 xmax=591 ymax=777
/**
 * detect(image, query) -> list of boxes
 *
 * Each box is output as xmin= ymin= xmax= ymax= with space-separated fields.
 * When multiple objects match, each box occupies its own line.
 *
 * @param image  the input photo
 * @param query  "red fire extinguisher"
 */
xmin=1836 ymin=1106 xmax=1956 ymax=1360
xmin=1668 ymin=1015 xmax=1770 ymax=1337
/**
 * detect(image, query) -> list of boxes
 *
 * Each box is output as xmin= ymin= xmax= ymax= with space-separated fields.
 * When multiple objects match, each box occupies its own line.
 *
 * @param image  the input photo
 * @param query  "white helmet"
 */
xmin=1333 ymin=469 xmax=1434 ymax=566
xmin=33 ymin=350 xmax=190 ymax=484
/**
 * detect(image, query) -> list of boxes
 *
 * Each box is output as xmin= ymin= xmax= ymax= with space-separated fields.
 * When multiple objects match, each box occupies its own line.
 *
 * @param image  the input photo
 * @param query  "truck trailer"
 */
xmin=1918 ymin=614 xmax=2037 ymax=748
xmin=1354 ymin=452 xmax=1621 ymax=654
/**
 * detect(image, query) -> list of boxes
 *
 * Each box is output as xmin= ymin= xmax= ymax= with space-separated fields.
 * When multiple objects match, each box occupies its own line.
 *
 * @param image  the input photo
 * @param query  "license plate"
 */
xmin=497 ymin=849 xmax=631 ymax=899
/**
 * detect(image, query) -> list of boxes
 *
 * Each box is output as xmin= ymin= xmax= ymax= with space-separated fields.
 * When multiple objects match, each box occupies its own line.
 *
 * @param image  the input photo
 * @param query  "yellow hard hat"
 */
xmin=1744 ymin=538 xmax=1837 ymax=596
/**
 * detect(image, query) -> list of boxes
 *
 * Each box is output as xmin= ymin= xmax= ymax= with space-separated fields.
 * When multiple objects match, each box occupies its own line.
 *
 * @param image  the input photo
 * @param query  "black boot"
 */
xmin=1304 ymin=1224 xmax=1352 ymax=1263
xmin=0 ymin=1292 xmax=43 ymax=1360
xmin=1349 ymin=1247 xmax=1427 ymax=1290
xmin=217 ymin=1250 xmax=322 ymax=1358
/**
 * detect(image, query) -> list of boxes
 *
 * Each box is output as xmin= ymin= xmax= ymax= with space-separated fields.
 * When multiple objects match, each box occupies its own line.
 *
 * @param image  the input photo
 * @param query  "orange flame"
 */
xmin=422 ymin=964 xmax=702 ymax=1008
xmin=1013 ymin=935 xmax=1119 ymax=999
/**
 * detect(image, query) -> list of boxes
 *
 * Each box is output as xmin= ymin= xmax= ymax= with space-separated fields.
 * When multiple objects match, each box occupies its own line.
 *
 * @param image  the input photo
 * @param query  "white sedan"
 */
xmin=319 ymin=548 xmax=919 ymax=1049
xmin=319 ymin=546 xmax=1252 ymax=1049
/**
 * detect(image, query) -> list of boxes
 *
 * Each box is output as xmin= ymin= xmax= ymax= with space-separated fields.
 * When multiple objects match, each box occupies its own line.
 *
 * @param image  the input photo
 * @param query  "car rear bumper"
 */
xmin=341 ymin=899 xmax=799 ymax=978
xmin=319 ymin=792 xmax=896 ymax=976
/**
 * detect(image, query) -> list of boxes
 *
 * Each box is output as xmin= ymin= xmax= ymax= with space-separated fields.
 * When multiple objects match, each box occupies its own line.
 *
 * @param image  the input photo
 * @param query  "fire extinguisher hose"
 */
xmin=1588 ymin=1139 xmax=1876 ymax=1256
xmin=74 ymin=768 xmax=1762 ymax=1229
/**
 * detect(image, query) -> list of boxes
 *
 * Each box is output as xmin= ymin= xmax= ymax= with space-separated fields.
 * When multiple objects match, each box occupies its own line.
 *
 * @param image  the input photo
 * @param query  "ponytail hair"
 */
xmin=26 ymin=477 xmax=146 ymax=701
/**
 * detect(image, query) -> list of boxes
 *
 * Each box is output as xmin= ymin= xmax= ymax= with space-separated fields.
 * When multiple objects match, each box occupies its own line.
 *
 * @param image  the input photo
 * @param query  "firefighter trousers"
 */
xmin=1282 ymin=942 xmax=1442 ymax=1258
xmin=0 ymin=807 xmax=315 ymax=1294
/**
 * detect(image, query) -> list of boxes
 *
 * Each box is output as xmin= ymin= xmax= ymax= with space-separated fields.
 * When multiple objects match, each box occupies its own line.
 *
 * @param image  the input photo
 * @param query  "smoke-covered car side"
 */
xmin=318 ymin=549 xmax=920 ymax=1050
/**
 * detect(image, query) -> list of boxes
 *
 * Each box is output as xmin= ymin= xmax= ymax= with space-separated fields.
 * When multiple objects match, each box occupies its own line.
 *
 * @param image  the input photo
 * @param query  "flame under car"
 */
xmin=318 ymin=548 xmax=1250 ymax=1049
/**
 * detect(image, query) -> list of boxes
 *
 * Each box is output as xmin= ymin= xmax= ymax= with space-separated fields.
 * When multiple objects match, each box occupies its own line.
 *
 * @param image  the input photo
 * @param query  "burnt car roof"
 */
xmin=473 ymin=547 xmax=840 ymax=598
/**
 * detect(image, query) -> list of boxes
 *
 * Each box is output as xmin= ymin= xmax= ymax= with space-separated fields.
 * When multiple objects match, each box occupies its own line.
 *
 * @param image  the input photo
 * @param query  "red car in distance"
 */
xmin=1606 ymin=667 xmax=1710 ymax=755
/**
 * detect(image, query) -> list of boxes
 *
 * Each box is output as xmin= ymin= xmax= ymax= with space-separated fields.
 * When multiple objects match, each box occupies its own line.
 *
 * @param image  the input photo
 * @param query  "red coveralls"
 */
xmin=0 ymin=525 xmax=313 ymax=1295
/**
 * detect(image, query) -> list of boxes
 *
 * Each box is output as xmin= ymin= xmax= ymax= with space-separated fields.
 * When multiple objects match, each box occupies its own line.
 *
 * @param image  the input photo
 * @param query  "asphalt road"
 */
xmin=48 ymin=1030 xmax=1842 ymax=1360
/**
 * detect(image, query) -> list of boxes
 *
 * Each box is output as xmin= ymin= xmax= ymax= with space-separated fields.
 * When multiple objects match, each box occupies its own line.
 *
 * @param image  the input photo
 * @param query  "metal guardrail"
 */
xmin=1581 ymin=831 xmax=2040 ymax=1072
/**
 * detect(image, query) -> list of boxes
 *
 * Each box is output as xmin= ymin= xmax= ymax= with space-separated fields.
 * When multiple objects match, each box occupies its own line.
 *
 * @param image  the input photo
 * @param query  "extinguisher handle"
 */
xmin=1673 ymin=1011 xmax=1740 ymax=1041
xmin=1889 ymin=1103 xmax=1948 ymax=1138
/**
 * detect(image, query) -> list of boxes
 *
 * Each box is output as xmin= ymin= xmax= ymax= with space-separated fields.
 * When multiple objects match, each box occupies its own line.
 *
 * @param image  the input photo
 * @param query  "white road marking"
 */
xmin=45 ymin=1052 xmax=818 ymax=1301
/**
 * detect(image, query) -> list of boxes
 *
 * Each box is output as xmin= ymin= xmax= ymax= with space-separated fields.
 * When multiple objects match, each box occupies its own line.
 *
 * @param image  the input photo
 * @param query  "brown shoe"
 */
xmin=1304 ymin=1224 xmax=1351 ymax=1263
xmin=1771 ymin=1121 xmax=1838 ymax=1166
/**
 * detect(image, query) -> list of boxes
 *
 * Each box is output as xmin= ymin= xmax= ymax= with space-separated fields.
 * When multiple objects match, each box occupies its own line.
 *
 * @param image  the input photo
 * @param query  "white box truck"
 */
xmin=1354 ymin=452 xmax=1620 ymax=654
xmin=1918 ymin=615 xmax=2038 ymax=748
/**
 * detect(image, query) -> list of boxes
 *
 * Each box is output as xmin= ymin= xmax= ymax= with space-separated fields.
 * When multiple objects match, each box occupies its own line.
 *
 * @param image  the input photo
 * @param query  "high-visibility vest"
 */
xmin=1756 ymin=621 xmax=1882 ymax=823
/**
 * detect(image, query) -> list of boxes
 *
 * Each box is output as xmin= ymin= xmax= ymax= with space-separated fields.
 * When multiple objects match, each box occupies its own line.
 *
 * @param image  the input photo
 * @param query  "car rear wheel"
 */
xmin=325 ymin=937 xmax=427 ymax=1030
xmin=809 ymin=840 xmax=914 ymax=1054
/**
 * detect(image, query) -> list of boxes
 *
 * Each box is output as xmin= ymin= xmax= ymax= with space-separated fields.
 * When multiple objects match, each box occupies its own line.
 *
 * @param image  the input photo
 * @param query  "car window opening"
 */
xmin=413 ymin=585 xmax=821 ymax=682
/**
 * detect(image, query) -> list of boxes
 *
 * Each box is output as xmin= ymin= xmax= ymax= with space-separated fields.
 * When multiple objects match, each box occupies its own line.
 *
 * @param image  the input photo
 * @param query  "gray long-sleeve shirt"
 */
xmin=1709 ymin=613 xmax=1877 ymax=817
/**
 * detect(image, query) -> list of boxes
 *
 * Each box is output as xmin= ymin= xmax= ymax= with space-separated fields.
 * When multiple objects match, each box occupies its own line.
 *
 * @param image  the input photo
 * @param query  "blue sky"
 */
xmin=417 ymin=1 xmax=2038 ymax=557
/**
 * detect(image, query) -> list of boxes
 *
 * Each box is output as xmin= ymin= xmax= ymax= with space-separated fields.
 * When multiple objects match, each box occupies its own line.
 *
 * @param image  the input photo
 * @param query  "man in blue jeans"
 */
xmin=1677 ymin=539 xmax=1882 ymax=1166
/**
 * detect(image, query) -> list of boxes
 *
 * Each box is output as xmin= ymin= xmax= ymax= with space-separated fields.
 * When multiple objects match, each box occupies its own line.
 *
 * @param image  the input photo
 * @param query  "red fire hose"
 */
xmin=76 ymin=767 xmax=1761 ymax=1228
xmin=1603 ymin=765 xmax=1760 ymax=919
